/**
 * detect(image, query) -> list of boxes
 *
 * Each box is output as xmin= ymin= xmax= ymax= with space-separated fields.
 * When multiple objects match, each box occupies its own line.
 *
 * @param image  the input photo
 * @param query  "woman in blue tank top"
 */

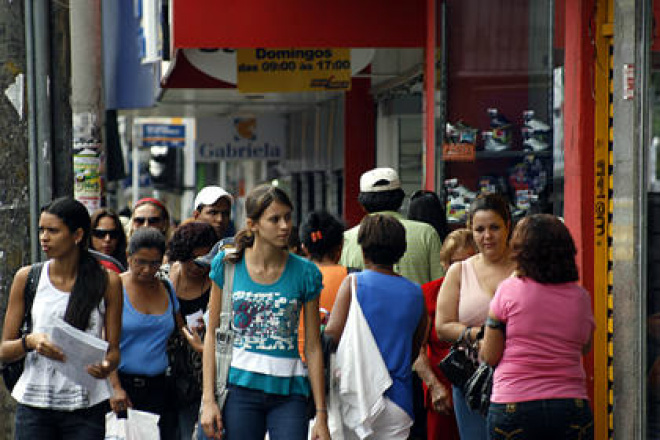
xmin=326 ymin=214 xmax=428 ymax=439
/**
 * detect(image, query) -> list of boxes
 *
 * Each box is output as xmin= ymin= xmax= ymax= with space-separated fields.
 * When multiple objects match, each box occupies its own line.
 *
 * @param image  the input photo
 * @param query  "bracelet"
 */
xmin=316 ymin=408 xmax=328 ymax=413
xmin=21 ymin=335 xmax=32 ymax=353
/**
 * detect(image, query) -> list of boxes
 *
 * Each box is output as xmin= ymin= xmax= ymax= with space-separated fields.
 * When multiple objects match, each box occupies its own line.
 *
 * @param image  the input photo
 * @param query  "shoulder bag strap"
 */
xmin=218 ymin=262 xmax=235 ymax=332
xmin=161 ymin=279 xmax=180 ymax=338
xmin=23 ymin=263 xmax=44 ymax=334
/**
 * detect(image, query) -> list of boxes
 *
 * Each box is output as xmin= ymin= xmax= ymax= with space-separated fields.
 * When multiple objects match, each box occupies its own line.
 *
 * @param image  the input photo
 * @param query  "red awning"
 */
xmin=172 ymin=0 xmax=436 ymax=49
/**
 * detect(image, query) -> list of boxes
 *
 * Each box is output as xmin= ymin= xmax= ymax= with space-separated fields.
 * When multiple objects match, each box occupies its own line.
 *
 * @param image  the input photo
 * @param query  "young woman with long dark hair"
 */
xmin=0 ymin=197 xmax=122 ymax=439
xmin=200 ymin=184 xmax=330 ymax=440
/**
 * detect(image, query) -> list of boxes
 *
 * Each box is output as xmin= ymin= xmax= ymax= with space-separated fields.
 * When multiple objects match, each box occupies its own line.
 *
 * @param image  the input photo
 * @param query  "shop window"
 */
xmin=442 ymin=0 xmax=559 ymax=227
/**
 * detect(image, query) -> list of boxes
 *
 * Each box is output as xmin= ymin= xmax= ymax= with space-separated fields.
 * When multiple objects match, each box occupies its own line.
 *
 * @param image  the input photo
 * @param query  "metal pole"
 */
xmin=423 ymin=0 xmax=436 ymax=191
xmin=25 ymin=0 xmax=40 ymax=261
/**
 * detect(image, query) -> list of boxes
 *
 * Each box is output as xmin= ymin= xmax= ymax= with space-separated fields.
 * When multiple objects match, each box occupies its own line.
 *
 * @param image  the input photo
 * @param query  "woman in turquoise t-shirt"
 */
xmin=200 ymin=184 xmax=330 ymax=440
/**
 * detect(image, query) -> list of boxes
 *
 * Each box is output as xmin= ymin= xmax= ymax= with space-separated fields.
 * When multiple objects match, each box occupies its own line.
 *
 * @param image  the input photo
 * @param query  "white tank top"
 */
xmin=12 ymin=261 xmax=112 ymax=409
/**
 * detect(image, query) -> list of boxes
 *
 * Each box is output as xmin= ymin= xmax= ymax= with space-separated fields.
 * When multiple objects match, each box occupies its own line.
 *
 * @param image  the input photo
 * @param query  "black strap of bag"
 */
xmin=1 ymin=262 xmax=44 ymax=391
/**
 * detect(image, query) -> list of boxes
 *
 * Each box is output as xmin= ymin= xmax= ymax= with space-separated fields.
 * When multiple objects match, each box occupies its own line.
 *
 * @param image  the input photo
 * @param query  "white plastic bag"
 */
xmin=105 ymin=412 xmax=129 ymax=440
xmin=105 ymin=409 xmax=160 ymax=440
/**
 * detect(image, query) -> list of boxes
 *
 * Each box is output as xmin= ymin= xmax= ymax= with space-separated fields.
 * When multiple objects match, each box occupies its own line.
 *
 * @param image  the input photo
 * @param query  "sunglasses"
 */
xmin=133 ymin=216 xmax=162 ymax=226
xmin=131 ymin=257 xmax=162 ymax=269
xmin=91 ymin=229 xmax=121 ymax=240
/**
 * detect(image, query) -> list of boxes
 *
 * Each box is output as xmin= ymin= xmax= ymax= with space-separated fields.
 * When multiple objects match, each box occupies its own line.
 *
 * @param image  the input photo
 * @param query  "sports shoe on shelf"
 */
xmin=482 ymin=130 xmax=509 ymax=152
xmin=487 ymin=108 xmax=513 ymax=147
xmin=522 ymin=110 xmax=551 ymax=132
xmin=521 ymin=127 xmax=550 ymax=152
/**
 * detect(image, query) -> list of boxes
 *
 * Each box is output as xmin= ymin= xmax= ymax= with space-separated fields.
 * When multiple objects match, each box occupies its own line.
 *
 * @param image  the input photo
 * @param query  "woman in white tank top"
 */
xmin=0 ymin=197 xmax=122 ymax=439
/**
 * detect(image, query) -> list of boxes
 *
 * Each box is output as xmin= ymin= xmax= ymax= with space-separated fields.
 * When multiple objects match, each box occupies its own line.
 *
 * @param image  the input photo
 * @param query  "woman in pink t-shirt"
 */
xmin=480 ymin=214 xmax=595 ymax=440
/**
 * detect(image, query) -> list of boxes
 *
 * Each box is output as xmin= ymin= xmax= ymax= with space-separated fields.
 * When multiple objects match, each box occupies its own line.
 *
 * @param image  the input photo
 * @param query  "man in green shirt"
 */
xmin=340 ymin=167 xmax=444 ymax=285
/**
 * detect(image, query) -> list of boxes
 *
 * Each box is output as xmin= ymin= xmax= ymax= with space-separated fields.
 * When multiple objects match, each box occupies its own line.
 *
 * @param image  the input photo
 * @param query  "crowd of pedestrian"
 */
xmin=0 ymin=168 xmax=594 ymax=440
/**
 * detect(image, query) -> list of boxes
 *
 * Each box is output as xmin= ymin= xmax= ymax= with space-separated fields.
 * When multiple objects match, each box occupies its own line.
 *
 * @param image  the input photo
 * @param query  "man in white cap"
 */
xmin=193 ymin=186 xmax=234 ymax=240
xmin=340 ymin=167 xmax=444 ymax=285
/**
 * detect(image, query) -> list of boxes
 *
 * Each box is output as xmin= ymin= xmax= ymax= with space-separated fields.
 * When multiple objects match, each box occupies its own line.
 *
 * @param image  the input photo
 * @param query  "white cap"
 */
xmin=194 ymin=186 xmax=233 ymax=211
xmin=359 ymin=168 xmax=401 ymax=193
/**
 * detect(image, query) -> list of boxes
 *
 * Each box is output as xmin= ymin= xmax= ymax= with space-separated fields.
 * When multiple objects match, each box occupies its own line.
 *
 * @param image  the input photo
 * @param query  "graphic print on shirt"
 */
xmin=232 ymin=290 xmax=300 ymax=352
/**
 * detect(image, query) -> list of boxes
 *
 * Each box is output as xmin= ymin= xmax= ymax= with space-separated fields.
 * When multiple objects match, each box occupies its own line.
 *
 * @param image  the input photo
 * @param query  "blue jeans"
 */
xmin=15 ymin=402 xmax=106 ymax=440
xmin=487 ymin=398 xmax=594 ymax=440
xmin=178 ymin=399 xmax=201 ymax=440
xmin=452 ymin=385 xmax=488 ymax=439
xmin=202 ymin=385 xmax=309 ymax=440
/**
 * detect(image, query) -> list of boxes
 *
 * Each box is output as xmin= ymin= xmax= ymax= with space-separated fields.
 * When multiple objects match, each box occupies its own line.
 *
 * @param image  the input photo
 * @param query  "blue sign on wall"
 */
xmin=142 ymin=124 xmax=186 ymax=148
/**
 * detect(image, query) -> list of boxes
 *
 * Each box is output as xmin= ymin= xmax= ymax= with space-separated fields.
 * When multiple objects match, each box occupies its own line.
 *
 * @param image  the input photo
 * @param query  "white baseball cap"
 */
xmin=194 ymin=186 xmax=233 ymax=211
xmin=359 ymin=168 xmax=401 ymax=193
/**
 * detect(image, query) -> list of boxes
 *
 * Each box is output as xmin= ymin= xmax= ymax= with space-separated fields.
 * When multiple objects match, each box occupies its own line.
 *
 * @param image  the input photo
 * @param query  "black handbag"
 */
xmin=463 ymin=362 xmax=494 ymax=415
xmin=438 ymin=326 xmax=479 ymax=389
xmin=163 ymin=281 xmax=203 ymax=406
xmin=1 ymin=263 xmax=44 ymax=392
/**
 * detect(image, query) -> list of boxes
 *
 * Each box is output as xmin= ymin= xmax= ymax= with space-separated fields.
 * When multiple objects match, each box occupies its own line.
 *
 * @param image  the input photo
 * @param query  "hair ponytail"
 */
xmin=225 ymin=228 xmax=255 ymax=264
xmin=64 ymin=249 xmax=107 ymax=330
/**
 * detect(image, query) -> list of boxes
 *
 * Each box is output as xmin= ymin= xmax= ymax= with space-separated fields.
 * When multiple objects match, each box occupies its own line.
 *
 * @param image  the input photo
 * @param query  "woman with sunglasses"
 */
xmin=108 ymin=227 xmax=202 ymax=440
xmin=0 ymin=197 xmax=122 ymax=439
xmin=167 ymin=222 xmax=218 ymax=439
xmin=128 ymin=197 xmax=172 ymax=240
xmin=89 ymin=208 xmax=128 ymax=273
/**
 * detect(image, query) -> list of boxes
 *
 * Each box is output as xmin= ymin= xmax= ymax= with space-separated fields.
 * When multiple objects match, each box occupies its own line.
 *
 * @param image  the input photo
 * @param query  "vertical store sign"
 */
xmin=237 ymin=48 xmax=351 ymax=93
xmin=196 ymin=115 xmax=285 ymax=162
xmin=137 ymin=0 xmax=162 ymax=64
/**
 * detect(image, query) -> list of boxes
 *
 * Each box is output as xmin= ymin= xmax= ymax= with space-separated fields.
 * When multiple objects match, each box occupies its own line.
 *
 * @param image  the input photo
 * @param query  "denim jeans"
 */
xmin=15 ymin=402 xmax=106 ymax=440
xmin=177 ymin=399 xmax=200 ymax=440
xmin=487 ymin=398 xmax=594 ymax=440
xmin=206 ymin=385 xmax=309 ymax=440
xmin=452 ymin=385 xmax=488 ymax=439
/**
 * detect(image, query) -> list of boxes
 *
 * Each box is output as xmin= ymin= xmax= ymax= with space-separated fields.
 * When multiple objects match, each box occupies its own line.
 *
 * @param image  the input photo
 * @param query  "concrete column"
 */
xmin=0 ymin=1 xmax=29 ymax=438
xmin=70 ymin=1 xmax=104 ymax=212
xmin=612 ymin=0 xmax=650 ymax=438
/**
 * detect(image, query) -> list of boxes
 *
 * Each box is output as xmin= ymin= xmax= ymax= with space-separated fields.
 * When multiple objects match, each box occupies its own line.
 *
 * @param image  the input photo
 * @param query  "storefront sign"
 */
xmin=142 ymin=124 xmax=186 ymax=148
xmin=442 ymin=143 xmax=476 ymax=162
xmin=237 ymin=48 xmax=351 ymax=93
xmin=196 ymin=115 xmax=285 ymax=162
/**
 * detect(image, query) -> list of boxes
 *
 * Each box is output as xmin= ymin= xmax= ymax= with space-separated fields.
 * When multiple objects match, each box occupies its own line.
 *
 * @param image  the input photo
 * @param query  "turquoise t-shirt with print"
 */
xmin=210 ymin=251 xmax=322 ymax=396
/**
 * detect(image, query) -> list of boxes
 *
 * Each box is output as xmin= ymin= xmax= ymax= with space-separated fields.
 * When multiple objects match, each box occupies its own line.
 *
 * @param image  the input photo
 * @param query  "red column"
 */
xmin=343 ymin=75 xmax=374 ymax=227
xmin=563 ymin=0 xmax=595 ymax=302
xmin=562 ymin=0 xmax=596 ymax=407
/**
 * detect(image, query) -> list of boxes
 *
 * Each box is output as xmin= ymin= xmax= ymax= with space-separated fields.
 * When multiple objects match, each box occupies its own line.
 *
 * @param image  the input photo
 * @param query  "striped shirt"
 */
xmin=210 ymin=252 xmax=322 ymax=396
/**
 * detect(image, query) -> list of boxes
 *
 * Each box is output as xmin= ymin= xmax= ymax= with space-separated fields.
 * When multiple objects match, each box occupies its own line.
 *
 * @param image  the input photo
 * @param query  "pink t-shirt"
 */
xmin=489 ymin=277 xmax=595 ymax=403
